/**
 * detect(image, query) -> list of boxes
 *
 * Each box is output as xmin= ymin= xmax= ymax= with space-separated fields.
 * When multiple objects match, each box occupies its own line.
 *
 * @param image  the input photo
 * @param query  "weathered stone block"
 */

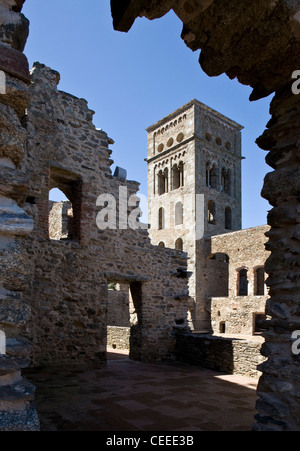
xmin=0 ymin=43 xmax=30 ymax=83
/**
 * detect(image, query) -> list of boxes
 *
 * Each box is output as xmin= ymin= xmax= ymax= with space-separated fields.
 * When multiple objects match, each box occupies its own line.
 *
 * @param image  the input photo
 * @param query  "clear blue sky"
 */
xmin=23 ymin=0 xmax=272 ymax=229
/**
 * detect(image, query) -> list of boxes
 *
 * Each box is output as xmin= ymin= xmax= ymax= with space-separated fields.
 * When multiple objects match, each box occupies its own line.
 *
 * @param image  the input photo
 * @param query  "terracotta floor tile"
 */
xmin=24 ymin=356 xmax=258 ymax=432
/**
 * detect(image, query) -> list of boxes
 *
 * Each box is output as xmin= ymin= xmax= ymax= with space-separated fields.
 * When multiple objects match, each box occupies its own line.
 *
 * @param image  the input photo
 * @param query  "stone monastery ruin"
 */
xmin=0 ymin=0 xmax=300 ymax=432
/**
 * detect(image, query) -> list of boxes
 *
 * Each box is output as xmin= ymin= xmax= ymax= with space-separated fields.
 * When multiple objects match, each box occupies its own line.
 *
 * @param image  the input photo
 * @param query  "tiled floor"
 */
xmin=24 ymin=351 xmax=258 ymax=432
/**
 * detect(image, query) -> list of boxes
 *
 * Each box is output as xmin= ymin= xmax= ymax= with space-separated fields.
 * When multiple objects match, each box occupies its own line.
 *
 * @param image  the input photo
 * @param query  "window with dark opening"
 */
xmin=158 ymin=207 xmax=165 ymax=230
xmin=225 ymin=206 xmax=232 ymax=230
xmin=208 ymin=200 xmax=216 ymax=225
xmin=255 ymin=267 xmax=265 ymax=296
xmin=220 ymin=322 xmax=226 ymax=334
xmin=172 ymin=164 xmax=180 ymax=190
xmin=49 ymin=168 xmax=82 ymax=241
xmin=175 ymin=202 xmax=184 ymax=226
xmin=175 ymin=238 xmax=183 ymax=251
xmin=158 ymin=170 xmax=168 ymax=196
xmin=209 ymin=165 xmax=218 ymax=190
xmin=172 ymin=162 xmax=184 ymax=190
xmin=238 ymin=268 xmax=249 ymax=296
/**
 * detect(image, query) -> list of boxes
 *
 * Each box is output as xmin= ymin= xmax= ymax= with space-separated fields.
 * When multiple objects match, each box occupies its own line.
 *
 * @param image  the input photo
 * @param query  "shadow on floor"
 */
xmin=107 ymin=348 xmax=129 ymax=361
xmin=24 ymin=358 xmax=258 ymax=432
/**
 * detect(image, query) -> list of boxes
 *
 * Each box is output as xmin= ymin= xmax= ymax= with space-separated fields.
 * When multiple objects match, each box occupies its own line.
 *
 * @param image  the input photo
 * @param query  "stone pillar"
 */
xmin=254 ymin=84 xmax=300 ymax=431
xmin=0 ymin=0 xmax=39 ymax=431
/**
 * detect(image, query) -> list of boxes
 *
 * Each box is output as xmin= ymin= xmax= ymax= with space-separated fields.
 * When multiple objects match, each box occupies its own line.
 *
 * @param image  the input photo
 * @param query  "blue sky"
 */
xmin=23 ymin=0 xmax=272 ymax=229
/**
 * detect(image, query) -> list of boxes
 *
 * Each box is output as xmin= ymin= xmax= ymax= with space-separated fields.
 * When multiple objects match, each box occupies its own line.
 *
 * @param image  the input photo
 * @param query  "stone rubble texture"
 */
xmin=22 ymin=61 xmax=190 ymax=368
xmin=111 ymin=0 xmax=300 ymax=433
xmin=210 ymin=226 xmax=270 ymax=336
xmin=0 ymin=0 xmax=190 ymax=431
xmin=0 ymin=0 xmax=38 ymax=431
xmin=0 ymin=0 xmax=299 ymax=432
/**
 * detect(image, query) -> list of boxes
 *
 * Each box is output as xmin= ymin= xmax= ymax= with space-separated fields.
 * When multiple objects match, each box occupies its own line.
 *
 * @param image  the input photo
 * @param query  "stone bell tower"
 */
xmin=146 ymin=99 xmax=244 ymax=331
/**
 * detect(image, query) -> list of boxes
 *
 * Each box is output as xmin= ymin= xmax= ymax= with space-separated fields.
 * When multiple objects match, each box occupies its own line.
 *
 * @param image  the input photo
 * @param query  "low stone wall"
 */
xmin=107 ymin=326 xmax=130 ymax=351
xmin=175 ymin=333 xmax=266 ymax=379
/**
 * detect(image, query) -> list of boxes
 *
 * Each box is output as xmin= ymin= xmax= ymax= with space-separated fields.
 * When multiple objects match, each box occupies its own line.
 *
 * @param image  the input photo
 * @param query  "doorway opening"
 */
xmin=106 ymin=281 xmax=142 ymax=360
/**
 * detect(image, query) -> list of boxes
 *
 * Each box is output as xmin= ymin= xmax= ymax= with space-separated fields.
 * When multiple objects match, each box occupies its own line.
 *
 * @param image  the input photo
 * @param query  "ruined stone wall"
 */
xmin=21 ymin=63 xmax=190 ymax=367
xmin=209 ymin=226 xmax=270 ymax=335
xmin=176 ymin=333 xmax=265 ymax=379
xmin=49 ymin=201 xmax=72 ymax=241
xmin=0 ymin=0 xmax=39 ymax=431
xmin=111 ymin=0 xmax=300 ymax=430
xmin=107 ymin=327 xmax=130 ymax=351
xmin=107 ymin=284 xmax=130 ymax=328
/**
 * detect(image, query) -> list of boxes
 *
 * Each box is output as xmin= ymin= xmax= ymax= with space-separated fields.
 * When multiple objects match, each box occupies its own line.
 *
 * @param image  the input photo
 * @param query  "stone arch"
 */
xmin=175 ymin=238 xmax=183 ymax=251
xmin=237 ymin=267 xmax=249 ymax=297
xmin=172 ymin=161 xmax=184 ymax=190
xmin=209 ymin=164 xmax=218 ymax=190
xmin=175 ymin=201 xmax=184 ymax=226
xmin=157 ymin=170 xmax=166 ymax=196
xmin=172 ymin=164 xmax=180 ymax=190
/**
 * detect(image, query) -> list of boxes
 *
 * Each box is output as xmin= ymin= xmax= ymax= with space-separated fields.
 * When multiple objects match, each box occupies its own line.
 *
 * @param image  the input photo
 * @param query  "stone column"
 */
xmin=0 ymin=0 xmax=39 ymax=431
xmin=254 ymin=84 xmax=300 ymax=431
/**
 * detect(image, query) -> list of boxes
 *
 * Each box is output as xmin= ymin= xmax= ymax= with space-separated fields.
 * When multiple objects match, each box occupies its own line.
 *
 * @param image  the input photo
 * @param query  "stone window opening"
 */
xmin=175 ymin=201 xmax=184 ymax=226
xmin=237 ymin=268 xmax=249 ymax=296
xmin=225 ymin=169 xmax=231 ymax=196
xmin=175 ymin=238 xmax=183 ymax=251
xmin=208 ymin=200 xmax=216 ymax=225
xmin=225 ymin=206 xmax=232 ymax=230
xmin=221 ymin=168 xmax=231 ymax=195
xmin=209 ymin=164 xmax=218 ymax=190
xmin=49 ymin=168 xmax=82 ymax=242
xmin=157 ymin=168 xmax=169 ymax=196
xmin=220 ymin=322 xmax=226 ymax=334
xmin=158 ymin=207 xmax=165 ymax=230
xmin=206 ymin=162 xmax=211 ymax=187
xmin=172 ymin=162 xmax=184 ymax=190
xmin=158 ymin=241 xmax=165 ymax=248
xmin=254 ymin=266 xmax=266 ymax=296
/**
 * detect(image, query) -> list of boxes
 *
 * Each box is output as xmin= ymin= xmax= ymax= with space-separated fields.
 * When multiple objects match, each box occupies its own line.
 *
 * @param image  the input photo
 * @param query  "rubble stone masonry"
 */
xmin=111 ymin=0 xmax=300 ymax=432
xmin=22 ymin=62 xmax=190 ymax=367
xmin=210 ymin=226 xmax=270 ymax=336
